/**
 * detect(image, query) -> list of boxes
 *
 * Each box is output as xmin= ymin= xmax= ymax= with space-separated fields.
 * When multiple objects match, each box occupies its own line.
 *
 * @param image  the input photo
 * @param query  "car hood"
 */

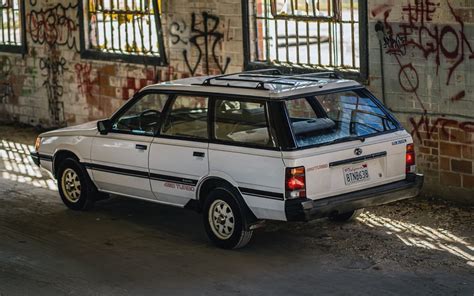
xmin=40 ymin=120 xmax=100 ymax=137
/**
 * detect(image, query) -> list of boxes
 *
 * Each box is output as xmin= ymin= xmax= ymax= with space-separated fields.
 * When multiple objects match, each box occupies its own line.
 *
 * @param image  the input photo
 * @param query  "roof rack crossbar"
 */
xmin=214 ymin=76 xmax=296 ymax=86
xmin=201 ymin=68 xmax=282 ymax=86
xmin=239 ymin=73 xmax=322 ymax=83
xmin=291 ymin=72 xmax=342 ymax=79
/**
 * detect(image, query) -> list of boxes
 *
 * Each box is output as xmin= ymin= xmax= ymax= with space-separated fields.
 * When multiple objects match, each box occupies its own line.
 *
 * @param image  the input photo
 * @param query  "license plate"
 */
xmin=343 ymin=163 xmax=370 ymax=185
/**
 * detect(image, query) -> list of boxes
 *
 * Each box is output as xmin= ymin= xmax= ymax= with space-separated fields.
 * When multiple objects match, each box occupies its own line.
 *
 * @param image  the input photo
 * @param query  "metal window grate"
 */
xmin=86 ymin=0 xmax=164 ymax=58
xmin=0 ymin=0 xmax=22 ymax=47
xmin=253 ymin=0 xmax=360 ymax=70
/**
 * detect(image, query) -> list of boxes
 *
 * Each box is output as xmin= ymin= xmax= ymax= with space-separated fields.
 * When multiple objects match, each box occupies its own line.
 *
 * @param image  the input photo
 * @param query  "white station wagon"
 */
xmin=31 ymin=69 xmax=423 ymax=249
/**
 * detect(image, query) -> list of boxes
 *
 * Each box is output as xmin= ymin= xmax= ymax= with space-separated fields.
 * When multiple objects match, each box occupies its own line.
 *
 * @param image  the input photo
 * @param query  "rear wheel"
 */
xmin=329 ymin=208 xmax=364 ymax=222
xmin=203 ymin=188 xmax=253 ymax=249
xmin=57 ymin=158 xmax=96 ymax=211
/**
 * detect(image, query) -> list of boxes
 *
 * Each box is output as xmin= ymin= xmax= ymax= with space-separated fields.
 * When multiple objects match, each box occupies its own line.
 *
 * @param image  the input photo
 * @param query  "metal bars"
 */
xmin=253 ymin=0 xmax=360 ymax=70
xmin=0 ymin=0 xmax=22 ymax=48
xmin=86 ymin=0 xmax=163 ymax=58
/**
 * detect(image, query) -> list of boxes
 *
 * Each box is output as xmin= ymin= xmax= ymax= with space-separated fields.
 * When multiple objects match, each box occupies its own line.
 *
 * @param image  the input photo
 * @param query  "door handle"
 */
xmin=193 ymin=151 xmax=205 ymax=157
xmin=135 ymin=144 xmax=148 ymax=150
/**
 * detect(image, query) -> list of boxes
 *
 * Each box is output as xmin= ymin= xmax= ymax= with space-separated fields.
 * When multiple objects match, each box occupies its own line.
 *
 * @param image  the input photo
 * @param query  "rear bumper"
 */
xmin=285 ymin=173 xmax=424 ymax=222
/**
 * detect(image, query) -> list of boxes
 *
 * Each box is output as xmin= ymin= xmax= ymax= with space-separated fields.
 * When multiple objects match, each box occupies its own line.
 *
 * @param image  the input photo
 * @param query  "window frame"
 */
xmin=109 ymin=90 xmax=170 ymax=137
xmin=0 ymin=0 xmax=27 ymax=54
xmin=241 ymin=0 xmax=368 ymax=81
xmin=78 ymin=0 xmax=167 ymax=65
xmin=159 ymin=94 xmax=210 ymax=141
xmin=281 ymin=87 xmax=403 ymax=150
xmin=210 ymin=96 xmax=279 ymax=150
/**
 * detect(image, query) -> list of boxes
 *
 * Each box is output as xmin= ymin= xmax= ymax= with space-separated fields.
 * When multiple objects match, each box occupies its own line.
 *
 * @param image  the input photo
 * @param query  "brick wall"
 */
xmin=367 ymin=0 xmax=474 ymax=203
xmin=0 ymin=0 xmax=243 ymax=126
xmin=0 ymin=0 xmax=472 ymax=202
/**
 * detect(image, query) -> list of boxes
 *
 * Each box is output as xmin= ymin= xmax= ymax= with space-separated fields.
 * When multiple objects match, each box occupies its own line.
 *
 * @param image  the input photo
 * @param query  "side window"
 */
xmin=286 ymin=98 xmax=319 ymax=120
xmin=112 ymin=93 xmax=168 ymax=135
xmin=214 ymin=99 xmax=275 ymax=147
xmin=161 ymin=95 xmax=209 ymax=139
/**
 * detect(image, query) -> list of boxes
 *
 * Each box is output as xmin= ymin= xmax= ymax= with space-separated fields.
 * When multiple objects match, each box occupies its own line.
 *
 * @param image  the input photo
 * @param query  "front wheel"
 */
xmin=203 ymin=188 xmax=253 ymax=249
xmin=57 ymin=158 xmax=96 ymax=211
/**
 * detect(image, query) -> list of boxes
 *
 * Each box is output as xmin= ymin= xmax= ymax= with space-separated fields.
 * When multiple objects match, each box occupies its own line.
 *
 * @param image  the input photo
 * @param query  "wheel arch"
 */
xmin=196 ymin=175 xmax=259 ymax=229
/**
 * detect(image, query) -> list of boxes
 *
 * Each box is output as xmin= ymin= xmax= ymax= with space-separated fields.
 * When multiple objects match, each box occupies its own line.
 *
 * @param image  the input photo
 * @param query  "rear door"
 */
xmin=209 ymin=98 xmax=286 ymax=220
xmin=282 ymin=90 xmax=409 ymax=200
xmin=149 ymin=94 xmax=209 ymax=206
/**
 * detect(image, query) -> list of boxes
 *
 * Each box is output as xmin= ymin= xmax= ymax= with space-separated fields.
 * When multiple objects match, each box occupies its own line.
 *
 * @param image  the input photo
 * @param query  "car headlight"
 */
xmin=35 ymin=137 xmax=41 ymax=152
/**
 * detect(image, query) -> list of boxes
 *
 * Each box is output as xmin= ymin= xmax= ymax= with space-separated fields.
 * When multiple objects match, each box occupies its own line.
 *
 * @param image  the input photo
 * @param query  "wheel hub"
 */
xmin=208 ymin=199 xmax=235 ymax=240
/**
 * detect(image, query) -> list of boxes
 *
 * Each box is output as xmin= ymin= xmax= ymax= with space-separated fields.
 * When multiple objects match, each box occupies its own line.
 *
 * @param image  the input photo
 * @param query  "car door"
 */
xmin=148 ymin=94 xmax=209 ymax=206
xmin=90 ymin=92 xmax=168 ymax=200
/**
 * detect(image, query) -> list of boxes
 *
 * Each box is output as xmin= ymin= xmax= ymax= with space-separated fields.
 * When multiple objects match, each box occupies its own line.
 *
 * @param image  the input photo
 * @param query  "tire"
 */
xmin=329 ymin=208 xmax=364 ymax=222
xmin=57 ymin=158 xmax=96 ymax=211
xmin=203 ymin=188 xmax=253 ymax=249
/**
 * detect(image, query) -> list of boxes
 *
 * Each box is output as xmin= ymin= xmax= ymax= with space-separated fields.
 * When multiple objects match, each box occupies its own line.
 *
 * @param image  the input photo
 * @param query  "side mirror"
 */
xmin=97 ymin=119 xmax=112 ymax=135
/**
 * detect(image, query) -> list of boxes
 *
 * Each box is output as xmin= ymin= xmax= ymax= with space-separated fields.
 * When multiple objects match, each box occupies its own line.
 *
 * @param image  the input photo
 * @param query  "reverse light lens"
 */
xmin=406 ymin=143 xmax=416 ymax=173
xmin=285 ymin=166 xmax=306 ymax=199
xmin=35 ymin=137 xmax=41 ymax=152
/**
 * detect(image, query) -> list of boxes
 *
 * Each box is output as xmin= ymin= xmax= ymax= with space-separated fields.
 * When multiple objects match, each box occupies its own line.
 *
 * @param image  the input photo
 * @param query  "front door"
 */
xmin=149 ymin=94 xmax=209 ymax=206
xmin=90 ymin=92 xmax=168 ymax=200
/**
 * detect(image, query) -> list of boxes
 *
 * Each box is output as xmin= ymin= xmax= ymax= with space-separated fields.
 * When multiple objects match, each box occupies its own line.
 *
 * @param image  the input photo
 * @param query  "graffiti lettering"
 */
xmin=409 ymin=115 xmax=474 ymax=143
xmin=40 ymin=53 xmax=67 ymax=125
xmin=28 ymin=2 xmax=79 ymax=52
xmin=172 ymin=12 xmax=231 ymax=75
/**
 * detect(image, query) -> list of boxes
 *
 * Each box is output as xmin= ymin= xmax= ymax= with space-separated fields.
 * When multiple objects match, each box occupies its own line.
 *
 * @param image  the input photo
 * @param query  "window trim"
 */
xmin=241 ymin=0 xmax=368 ymax=81
xmin=78 ymin=0 xmax=167 ymax=65
xmin=159 ymin=94 xmax=210 ymax=141
xmin=283 ymin=88 xmax=402 ymax=150
xmin=211 ymin=97 xmax=279 ymax=150
xmin=108 ymin=90 xmax=169 ymax=137
xmin=0 ymin=0 xmax=27 ymax=54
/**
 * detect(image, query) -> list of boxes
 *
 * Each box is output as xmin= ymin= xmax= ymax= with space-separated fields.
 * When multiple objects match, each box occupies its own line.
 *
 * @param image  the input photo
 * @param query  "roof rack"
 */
xmin=201 ymin=68 xmax=282 ymax=86
xmin=196 ymin=69 xmax=342 ymax=90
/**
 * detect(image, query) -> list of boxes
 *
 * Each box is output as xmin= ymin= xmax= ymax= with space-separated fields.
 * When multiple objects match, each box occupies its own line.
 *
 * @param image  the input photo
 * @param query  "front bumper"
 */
xmin=30 ymin=151 xmax=41 ymax=166
xmin=286 ymin=173 xmax=424 ymax=221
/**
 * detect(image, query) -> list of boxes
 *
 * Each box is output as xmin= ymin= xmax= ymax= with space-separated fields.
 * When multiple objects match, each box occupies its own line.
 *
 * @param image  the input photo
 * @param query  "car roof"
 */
xmin=141 ymin=69 xmax=362 ymax=99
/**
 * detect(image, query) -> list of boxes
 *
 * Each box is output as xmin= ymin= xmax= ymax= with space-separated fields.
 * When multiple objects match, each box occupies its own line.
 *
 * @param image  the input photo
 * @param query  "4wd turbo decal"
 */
xmin=164 ymin=182 xmax=195 ymax=192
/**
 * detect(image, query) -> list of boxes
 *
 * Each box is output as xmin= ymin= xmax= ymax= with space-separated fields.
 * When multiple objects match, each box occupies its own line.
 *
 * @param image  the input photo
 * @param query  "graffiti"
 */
xmin=373 ymin=0 xmax=473 ymax=112
xmin=0 ymin=57 xmax=13 ymax=102
xmin=28 ymin=2 xmax=79 ymax=52
xmin=169 ymin=20 xmax=188 ymax=45
xmin=382 ymin=34 xmax=406 ymax=56
xmin=74 ymin=63 xmax=96 ymax=98
xmin=171 ymin=12 xmax=231 ymax=75
xmin=409 ymin=115 xmax=474 ymax=143
xmin=450 ymin=91 xmax=465 ymax=102
xmin=40 ymin=52 xmax=67 ymax=125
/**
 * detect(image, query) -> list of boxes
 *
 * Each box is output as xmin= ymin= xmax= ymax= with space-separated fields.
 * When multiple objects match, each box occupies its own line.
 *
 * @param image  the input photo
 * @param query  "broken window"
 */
xmin=81 ymin=0 xmax=166 ymax=64
xmin=244 ymin=0 xmax=367 ymax=77
xmin=0 ymin=0 xmax=25 ymax=53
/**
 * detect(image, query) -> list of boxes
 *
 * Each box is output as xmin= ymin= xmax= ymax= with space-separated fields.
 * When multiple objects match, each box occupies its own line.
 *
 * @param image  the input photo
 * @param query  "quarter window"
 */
xmin=161 ymin=96 xmax=209 ymax=139
xmin=214 ymin=99 xmax=275 ymax=147
xmin=112 ymin=93 xmax=167 ymax=135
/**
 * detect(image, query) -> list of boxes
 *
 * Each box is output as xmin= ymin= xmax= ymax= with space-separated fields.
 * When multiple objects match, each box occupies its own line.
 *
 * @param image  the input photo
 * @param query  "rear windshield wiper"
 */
xmin=327 ymin=135 xmax=366 ymax=145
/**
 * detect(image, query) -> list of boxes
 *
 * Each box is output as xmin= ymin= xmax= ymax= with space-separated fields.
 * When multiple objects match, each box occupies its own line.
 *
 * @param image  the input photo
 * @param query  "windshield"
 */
xmin=285 ymin=90 xmax=398 ymax=148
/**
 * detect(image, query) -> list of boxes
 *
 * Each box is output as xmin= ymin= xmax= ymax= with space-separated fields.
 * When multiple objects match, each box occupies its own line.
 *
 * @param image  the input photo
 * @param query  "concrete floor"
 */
xmin=0 ymin=125 xmax=473 ymax=295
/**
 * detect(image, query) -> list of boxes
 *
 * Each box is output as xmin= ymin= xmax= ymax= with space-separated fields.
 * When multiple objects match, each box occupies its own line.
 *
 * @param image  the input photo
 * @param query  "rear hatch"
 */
xmin=282 ymin=131 xmax=412 ymax=200
xmin=282 ymin=88 xmax=411 ymax=200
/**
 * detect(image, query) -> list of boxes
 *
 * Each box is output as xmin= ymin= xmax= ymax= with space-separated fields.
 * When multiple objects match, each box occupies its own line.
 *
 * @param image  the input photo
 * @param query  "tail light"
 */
xmin=406 ymin=143 xmax=416 ymax=173
xmin=285 ymin=166 xmax=306 ymax=199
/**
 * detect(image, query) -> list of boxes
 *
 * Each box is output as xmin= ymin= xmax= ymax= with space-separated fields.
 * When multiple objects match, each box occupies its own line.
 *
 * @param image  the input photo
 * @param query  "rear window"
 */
xmin=285 ymin=90 xmax=398 ymax=148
